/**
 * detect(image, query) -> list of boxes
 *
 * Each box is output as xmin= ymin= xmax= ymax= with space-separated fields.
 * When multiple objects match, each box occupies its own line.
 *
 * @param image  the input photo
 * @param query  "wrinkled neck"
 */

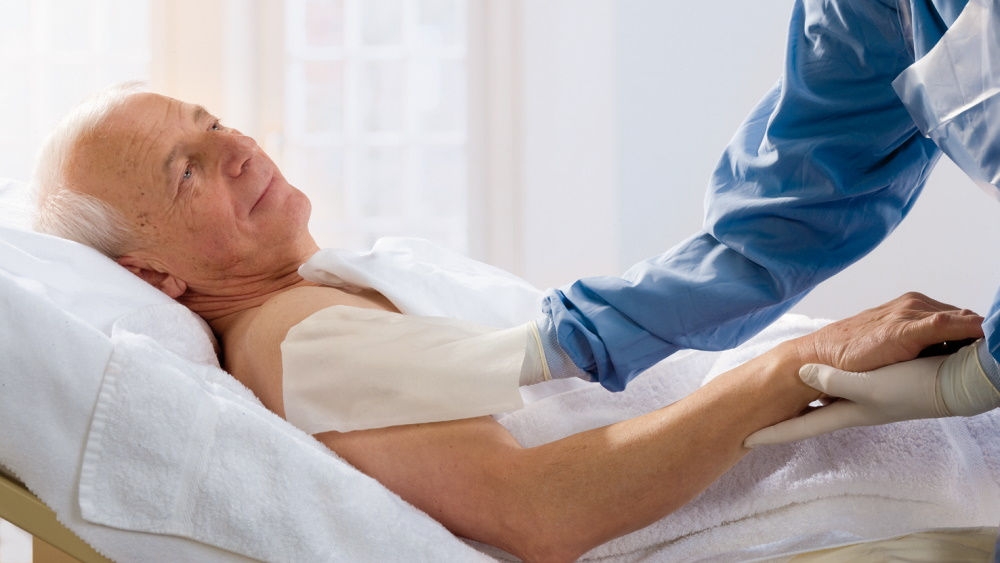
xmin=183 ymin=245 xmax=321 ymax=334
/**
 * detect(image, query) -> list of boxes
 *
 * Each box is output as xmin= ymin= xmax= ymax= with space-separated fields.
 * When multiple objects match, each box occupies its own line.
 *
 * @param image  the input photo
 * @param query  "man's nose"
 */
xmin=219 ymin=133 xmax=257 ymax=178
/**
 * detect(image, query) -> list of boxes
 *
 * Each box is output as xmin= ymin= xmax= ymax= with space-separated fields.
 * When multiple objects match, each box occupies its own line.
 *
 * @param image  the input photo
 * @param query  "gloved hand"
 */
xmin=745 ymin=340 xmax=1000 ymax=447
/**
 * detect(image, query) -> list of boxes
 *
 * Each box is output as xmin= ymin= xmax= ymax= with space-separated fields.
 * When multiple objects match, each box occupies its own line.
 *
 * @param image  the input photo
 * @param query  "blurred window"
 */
xmin=0 ymin=0 xmax=150 ymax=181
xmin=0 ymin=0 xmax=478 ymax=257
xmin=283 ymin=0 xmax=469 ymax=252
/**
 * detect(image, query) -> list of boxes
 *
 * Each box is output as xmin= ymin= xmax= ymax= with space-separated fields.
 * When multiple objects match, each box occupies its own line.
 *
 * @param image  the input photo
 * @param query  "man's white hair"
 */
xmin=32 ymin=82 xmax=145 ymax=258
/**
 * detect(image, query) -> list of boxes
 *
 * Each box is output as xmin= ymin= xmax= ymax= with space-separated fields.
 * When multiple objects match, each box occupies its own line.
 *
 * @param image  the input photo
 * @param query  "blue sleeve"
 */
xmin=543 ymin=0 xmax=944 ymax=391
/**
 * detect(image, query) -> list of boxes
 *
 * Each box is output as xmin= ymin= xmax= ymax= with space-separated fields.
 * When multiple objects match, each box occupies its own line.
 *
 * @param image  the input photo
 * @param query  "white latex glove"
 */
xmin=745 ymin=341 xmax=1000 ymax=447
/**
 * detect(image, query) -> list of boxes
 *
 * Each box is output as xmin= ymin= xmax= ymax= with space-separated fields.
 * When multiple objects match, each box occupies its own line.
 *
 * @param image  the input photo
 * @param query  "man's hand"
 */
xmin=746 ymin=340 xmax=1000 ymax=448
xmin=791 ymin=292 xmax=984 ymax=373
xmin=745 ymin=356 xmax=948 ymax=447
xmin=742 ymin=293 xmax=988 ymax=448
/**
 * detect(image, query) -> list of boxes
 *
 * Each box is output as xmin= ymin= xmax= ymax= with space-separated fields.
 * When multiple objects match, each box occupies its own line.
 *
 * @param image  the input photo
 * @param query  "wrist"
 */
xmin=755 ymin=340 xmax=823 ymax=417
xmin=701 ymin=341 xmax=821 ymax=443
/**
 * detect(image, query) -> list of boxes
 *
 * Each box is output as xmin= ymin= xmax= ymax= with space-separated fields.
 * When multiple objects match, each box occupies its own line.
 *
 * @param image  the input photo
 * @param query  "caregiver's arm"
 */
xmin=316 ymin=293 xmax=983 ymax=563
xmin=542 ymin=0 xmax=939 ymax=391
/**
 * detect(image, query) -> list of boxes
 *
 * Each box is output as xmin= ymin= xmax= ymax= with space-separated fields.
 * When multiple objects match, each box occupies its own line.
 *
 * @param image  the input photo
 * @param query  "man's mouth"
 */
xmin=250 ymin=172 xmax=275 ymax=215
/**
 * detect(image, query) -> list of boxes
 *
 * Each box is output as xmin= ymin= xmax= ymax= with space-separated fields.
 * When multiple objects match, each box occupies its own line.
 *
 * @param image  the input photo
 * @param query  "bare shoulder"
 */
xmin=250 ymin=285 xmax=395 ymax=348
xmin=224 ymin=285 xmax=398 ymax=416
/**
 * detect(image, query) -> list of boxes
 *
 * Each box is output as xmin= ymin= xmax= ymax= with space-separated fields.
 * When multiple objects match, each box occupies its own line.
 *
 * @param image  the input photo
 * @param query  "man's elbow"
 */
xmin=485 ymin=461 xmax=596 ymax=562
xmin=492 ymin=513 xmax=593 ymax=563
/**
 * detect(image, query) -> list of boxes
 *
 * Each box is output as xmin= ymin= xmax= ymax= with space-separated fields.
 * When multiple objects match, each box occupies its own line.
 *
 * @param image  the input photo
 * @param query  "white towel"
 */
xmin=0 ymin=274 xmax=247 ymax=561
xmin=79 ymin=322 xmax=487 ymax=562
xmin=496 ymin=316 xmax=1000 ymax=562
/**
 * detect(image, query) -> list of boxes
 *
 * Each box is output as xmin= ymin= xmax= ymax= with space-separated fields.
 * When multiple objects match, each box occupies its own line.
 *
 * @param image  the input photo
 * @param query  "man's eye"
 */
xmin=210 ymin=121 xmax=222 ymax=131
xmin=182 ymin=166 xmax=193 ymax=181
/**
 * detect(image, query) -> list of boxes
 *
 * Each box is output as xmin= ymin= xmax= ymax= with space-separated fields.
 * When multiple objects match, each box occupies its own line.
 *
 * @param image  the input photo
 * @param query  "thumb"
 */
xmin=744 ymin=400 xmax=875 ymax=447
xmin=799 ymin=363 xmax=870 ymax=400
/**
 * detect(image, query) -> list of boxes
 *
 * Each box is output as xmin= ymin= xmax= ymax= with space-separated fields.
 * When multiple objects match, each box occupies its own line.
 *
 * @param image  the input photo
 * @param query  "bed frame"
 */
xmin=0 ymin=468 xmax=110 ymax=563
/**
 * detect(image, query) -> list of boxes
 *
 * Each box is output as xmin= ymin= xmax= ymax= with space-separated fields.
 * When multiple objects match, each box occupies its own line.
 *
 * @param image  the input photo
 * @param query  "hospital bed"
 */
xmin=1 ymin=176 xmax=999 ymax=562
xmin=0 ymin=467 xmax=109 ymax=562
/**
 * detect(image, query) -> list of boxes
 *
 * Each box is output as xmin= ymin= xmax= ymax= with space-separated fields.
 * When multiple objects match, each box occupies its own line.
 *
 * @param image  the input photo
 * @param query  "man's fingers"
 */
xmin=910 ymin=310 xmax=985 ymax=347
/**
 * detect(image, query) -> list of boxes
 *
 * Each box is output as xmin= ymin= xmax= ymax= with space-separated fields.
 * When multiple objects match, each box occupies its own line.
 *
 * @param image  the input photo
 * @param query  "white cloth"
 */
xmin=288 ymin=239 xmax=550 ymax=432
xmin=281 ymin=306 xmax=527 ymax=433
xmin=299 ymin=237 xmax=543 ymax=327
xmin=79 ymin=318 xmax=488 ymax=562
xmin=0 ymin=274 xmax=247 ymax=561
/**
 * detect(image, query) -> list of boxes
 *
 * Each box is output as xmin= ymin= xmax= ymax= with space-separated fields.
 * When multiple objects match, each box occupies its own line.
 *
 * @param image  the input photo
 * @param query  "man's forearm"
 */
xmin=503 ymin=340 xmax=818 ymax=560
xmin=317 ymin=342 xmax=815 ymax=562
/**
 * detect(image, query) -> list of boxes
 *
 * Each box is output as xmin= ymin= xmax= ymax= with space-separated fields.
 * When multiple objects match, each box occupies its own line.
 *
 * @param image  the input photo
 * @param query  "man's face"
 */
xmin=67 ymin=92 xmax=314 ymax=290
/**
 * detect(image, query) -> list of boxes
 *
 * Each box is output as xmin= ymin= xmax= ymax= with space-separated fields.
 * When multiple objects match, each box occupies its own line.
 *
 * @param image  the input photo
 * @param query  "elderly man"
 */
xmin=33 ymin=86 xmax=986 ymax=562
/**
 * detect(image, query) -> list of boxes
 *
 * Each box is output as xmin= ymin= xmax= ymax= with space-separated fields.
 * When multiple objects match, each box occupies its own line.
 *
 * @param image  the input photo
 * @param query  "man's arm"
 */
xmin=314 ymin=293 xmax=983 ymax=562
xmin=318 ymin=347 xmax=809 ymax=562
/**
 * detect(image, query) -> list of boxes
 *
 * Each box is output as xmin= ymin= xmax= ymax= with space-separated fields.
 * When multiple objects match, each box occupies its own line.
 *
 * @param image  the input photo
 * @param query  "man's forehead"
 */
xmin=115 ymin=92 xmax=206 ymax=127
xmin=98 ymin=95 xmax=210 ymax=163
xmin=69 ymin=93 xmax=206 ymax=196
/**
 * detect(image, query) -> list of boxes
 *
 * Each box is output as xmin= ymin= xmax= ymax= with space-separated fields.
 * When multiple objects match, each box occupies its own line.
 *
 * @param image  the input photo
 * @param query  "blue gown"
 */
xmin=542 ymin=0 xmax=1000 ymax=392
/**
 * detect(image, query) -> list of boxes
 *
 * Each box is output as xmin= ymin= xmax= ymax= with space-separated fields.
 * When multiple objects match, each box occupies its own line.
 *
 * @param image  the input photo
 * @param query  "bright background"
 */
xmin=2 ymin=0 xmax=997 ymax=322
xmin=3 ymin=0 xmax=1000 ymax=559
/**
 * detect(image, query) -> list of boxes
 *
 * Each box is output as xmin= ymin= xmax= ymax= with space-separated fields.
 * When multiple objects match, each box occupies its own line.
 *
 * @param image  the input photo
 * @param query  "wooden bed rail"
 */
xmin=0 ymin=468 xmax=111 ymax=563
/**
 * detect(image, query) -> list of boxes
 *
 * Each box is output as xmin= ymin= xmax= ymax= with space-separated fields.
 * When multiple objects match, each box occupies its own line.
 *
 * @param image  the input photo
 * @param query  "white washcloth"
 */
xmin=300 ymin=237 xmax=543 ymax=327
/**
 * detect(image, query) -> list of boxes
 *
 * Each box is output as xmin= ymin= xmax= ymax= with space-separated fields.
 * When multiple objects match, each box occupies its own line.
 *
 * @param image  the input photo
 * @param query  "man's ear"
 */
xmin=116 ymin=255 xmax=188 ymax=299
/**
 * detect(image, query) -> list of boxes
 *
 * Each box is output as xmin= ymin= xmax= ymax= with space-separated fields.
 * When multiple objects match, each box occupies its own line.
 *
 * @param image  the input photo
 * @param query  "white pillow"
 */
xmin=0 ymin=177 xmax=32 ymax=230
xmin=0 ymin=178 xmax=214 ymax=344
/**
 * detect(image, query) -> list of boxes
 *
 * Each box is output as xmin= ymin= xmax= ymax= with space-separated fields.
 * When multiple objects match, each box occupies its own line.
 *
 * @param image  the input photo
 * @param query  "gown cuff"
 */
xmin=975 ymin=338 xmax=1000 ymax=392
xmin=534 ymin=315 xmax=593 ymax=382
